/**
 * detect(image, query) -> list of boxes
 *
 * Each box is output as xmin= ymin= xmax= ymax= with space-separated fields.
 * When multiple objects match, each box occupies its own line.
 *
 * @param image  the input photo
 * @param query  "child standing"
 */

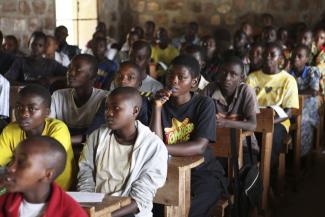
xmin=78 ymin=87 xmax=168 ymax=217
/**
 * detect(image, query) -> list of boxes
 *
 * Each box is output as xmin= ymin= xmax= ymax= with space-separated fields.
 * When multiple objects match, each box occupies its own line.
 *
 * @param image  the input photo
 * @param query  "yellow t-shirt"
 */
xmin=151 ymin=45 xmax=179 ymax=66
xmin=246 ymin=70 xmax=299 ymax=131
xmin=0 ymin=118 xmax=74 ymax=190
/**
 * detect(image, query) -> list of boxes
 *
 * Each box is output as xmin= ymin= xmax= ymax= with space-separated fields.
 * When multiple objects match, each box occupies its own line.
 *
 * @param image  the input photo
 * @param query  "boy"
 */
xmin=0 ymin=84 xmax=74 ymax=190
xmin=3 ymin=35 xmax=25 ymax=57
xmin=91 ymin=36 xmax=118 ymax=90
xmin=150 ymin=55 xmax=227 ymax=217
xmin=249 ymin=43 xmax=264 ymax=73
xmin=88 ymin=61 xmax=152 ymax=134
xmin=246 ymin=42 xmax=299 ymax=163
xmin=290 ymin=45 xmax=320 ymax=156
xmin=50 ymin=54 xmax=108 ymax=142
xmin=55 ymin=26 xmax=80 ymax=60
xmin=111 ymin=40 xmax=163 ymax=94
xmin=45 ymin=35 xmax=70 ymax=67
xmin=261 ymin=26 xmax=277 ymax=44
xmin=5 ymin=31 xmax=67 ymax=87
xmin=78 ymin=87 xmax=168 ymax=217
xmin=0 ymin=136 xmax=87 ymax=217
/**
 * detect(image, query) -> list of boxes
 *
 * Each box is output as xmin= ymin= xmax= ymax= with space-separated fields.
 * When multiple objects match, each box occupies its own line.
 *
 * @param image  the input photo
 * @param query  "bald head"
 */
xmin=109 ymin=87 xmax=142 ymax=110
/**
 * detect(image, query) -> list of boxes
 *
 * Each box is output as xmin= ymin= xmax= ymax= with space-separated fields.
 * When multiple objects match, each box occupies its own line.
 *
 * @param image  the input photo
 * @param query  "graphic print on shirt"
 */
xmin=164 ymin=118 xmax=194 ymax=144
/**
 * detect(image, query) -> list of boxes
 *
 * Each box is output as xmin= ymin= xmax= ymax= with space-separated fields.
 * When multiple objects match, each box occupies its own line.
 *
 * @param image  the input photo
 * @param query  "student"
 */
xmin=0 ymin=32 xmax=16 ymax=75
xmin=0 ymin=74 xmax=9 ymax=119
xmin=150 ymin=55 xmax=227 ymax=217
xmin=3 ymin=35 xmax=25 ymax=57
xmin=313 ymin=28 xmax=325 ymax=65
xmin=87 ymin=62 xmax=152 ymax=134
xmin=55 ymin=26 xmax=80 ymax=60
xmin=119 ymin=28 xmax=141 ymax=63
xmin=200 ymin=56 xmax=260 ymax=159
xmin=246 ymin=42 xmax=299 ymax=164
xmin=172 ymin=22 xmax=201 ymax=49
xmin=233 ymin=30 xmax=250 ymax=54
xmin=249 ymin=42 xmax=264 ymax=73
xmin=144 ymin=20 xmax=156 ymax=44
xmin=78 ymin=87 xmax=168 ymax=217
xmin=261 ymin=26 xmax=277 ymax=44
xmin=290 ymin=45 xmax=320 ymax=156
xmin=5 ymin=31 xmax=67 ymax=86
xmin=201 ymin=35 xmax=220 ymax=82
xmin=91 ymin=36 xmax=118 ymax=90
xmin=45 ymin=35 xmax=70 ymax=67
xmin=0 ymin=136 xmax=88 ymax=217
xmin=111 ymin=40 xmax=163 ymax=94
xmin=50 ymin=54 xmax=108 ymax=141
xmin=0 ymin=84 xmax=74 ymax=190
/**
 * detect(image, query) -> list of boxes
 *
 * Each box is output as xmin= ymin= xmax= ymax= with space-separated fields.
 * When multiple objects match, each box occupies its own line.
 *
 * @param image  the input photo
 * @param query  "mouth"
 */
xmin=19 ymin=120 xmax=31 ymax=128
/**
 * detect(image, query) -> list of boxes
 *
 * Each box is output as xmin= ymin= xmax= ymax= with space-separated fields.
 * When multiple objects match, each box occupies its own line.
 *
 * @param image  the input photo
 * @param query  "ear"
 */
xmin=191 ymin=77 xmax=199 ymax=88
xmin=133 ymin=106 xmax=140 ymax=117
xmin=40 ymin=168 xmax=55 ymax=183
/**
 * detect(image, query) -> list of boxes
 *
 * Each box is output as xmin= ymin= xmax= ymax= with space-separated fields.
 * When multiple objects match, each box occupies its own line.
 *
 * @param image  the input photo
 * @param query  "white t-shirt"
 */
xmin=0 ymin=75 xmax=9 ymax=117
xmin=19 ymin=199 xmax=46 ymax=217
xmin=54 ymin=51 xmax=70 ymax=67
xmin=50 ymin=88 xmax=108 ymax=129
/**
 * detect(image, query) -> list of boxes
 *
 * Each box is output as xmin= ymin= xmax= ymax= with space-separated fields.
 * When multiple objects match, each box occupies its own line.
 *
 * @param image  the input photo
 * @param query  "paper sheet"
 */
xmin=67 ymin=192 xmax=105 ymax=203
xmin=269 ymin=105 xmax=288 ymax=119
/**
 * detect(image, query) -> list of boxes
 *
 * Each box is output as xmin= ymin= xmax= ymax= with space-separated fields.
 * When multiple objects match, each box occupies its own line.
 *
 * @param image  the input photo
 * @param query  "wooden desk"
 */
xmin=80 ymin=195 xmax=131 ymax=217
xmin=154 ymin=156 xmax=204 ymax=217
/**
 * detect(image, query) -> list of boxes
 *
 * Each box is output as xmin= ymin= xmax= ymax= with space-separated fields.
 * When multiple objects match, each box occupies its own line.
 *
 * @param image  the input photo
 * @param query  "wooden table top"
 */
xmin=168 ymin=155 xmax=204 ymax=169
xmin=80 ymin=195 xmax=131 ymax=214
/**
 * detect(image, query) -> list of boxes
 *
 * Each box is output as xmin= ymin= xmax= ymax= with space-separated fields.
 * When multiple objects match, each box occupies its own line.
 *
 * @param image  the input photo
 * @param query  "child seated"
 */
xmin=91 ymin=36 xmax=118 ymax=90
xmin=87 ymin=62 xmax=151 ymax=134
xmin=3 ymin=35 xmax=25 ymax=57
xmin=45 ymin=35 xmax=70 ymax=67
xmin=0 ymin=136 xmax=87 ymax=217
xmin=5 ymin=31 xmax=67 ymax=87
xmin=150 ymin=55 xmax=227 ymax=217
xmin=290 ymin=44 xmax=320 ymax=156
xmin=246 ymin=42 xmax=299 ymax=164
xmin=0 ymin=84 xmax=74 ymax=190
xmin=50 ymin=54 xmax=108 ymax=141
xmin=0 ymin=74 xmax=9 ymax=119
xmin=78 ymin=87 xmax=168 ymax=217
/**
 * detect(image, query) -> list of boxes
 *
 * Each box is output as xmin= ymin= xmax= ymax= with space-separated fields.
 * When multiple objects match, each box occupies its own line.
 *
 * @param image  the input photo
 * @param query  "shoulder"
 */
xmin=279 ymin=70 xmax=297 ymax=83
xmin=46 ymin=118 xmax=69 ymax=130
xmin=52 ymin=88 xmax=72 ymax=97
xmin=239 ymin=83 xmax=255 ymax=96
xmin=307 ymin=66 xmax=320 ymax=77
xmin=200 ymin=82 xmax=218 ymax=97
xmin=192 ymin=94 xmax=214 ymax=106
xmin=93 ymin=88 xmax=109 ymax=96
xmin=2 ymin=122 xmax=21 ymax=135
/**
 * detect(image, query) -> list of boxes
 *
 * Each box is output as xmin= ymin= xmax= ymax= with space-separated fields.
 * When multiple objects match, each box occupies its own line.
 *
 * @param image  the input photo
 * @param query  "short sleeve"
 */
xmin=242 ymin=85 xmax=260 ymax=116
xmin=4 ymin=58 xmax=23 ymax=82
xmin=0 ymin=126 xmax=15 ymax=166
xmin=282 ymin=76 xmax=299 ymax=109
xmin=308 ymin=67 xmax=320 ymax=91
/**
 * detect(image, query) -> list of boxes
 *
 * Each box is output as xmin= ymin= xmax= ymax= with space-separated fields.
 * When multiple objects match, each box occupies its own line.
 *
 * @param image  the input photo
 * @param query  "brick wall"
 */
xmin=0 ymin=0 xmax=55 ymax=52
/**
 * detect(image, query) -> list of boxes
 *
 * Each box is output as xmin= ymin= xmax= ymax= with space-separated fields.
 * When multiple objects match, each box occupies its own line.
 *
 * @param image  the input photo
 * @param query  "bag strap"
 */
xmin=230 ymin=128 xmax=240 ymax=217
xmin=245 ymin=135 xmax=255 ymax=164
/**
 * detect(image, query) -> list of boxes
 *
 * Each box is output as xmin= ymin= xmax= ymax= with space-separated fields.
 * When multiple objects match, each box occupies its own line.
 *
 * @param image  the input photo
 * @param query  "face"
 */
xmin=115 ymin=65 xmax=141 ymax=88
xmin=262 ymin=46 xmax=282 ymax=74
xmin=4 ymin=143 xmax=48 ymax=192
xmin=92 ymin=40 xmax=107 ymax=58
xmin=315 ymin=30 xmax=325 ymax=48
xmin=128 ymin=33 xmax=139 ymax=46
xmin=292 ymin=48 xmax=308 ymax=70
xmin=262 ymin=29 xmax=277 ymax=43
xmin=250 ymin=45 xmax=264 ymax=70
xmin=3 ymin=38 xmax=17 ymax=53
xmin=30 ymin=37 xmax=46 ymax=57
xmin=279 ymin=30 xmax=288 ymax=43
xmin=105 ymin=95 xmax=137 ymax=130
xmin=166 ymin=65 xmax=198 ymax=97
xmin=243 ymin=24 xmax=253 ymax=36
xmin=217 ymin=63 xmax=242 ymax=94
xmin=156 ymin=29 xmax=169 ymax=45
xmin=145 ymin=22 xmax=155 ymax=35
xmin=67 ymin=58 xmax=94 ymax=88
xmin=15 ymin=94 xmax=49 ymax=133
xmin=234 ymin=33 xmax=248 ymax=50
xmin=55 ymin=28 xmax=68 ymax=44
xmin=299 ymin=31 xmax=313 ymax=47
xmin=129 ymin=47 xmax=149 ymax=73
xmin=45 ymin=37 xmax=58 ymax=55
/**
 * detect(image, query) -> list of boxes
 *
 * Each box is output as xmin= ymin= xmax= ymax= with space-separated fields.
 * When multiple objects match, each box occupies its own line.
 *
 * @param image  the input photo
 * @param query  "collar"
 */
xmin=291 ymin=66 xmax=308 ymax=79
xmin=211 ymin=83 xmax=241 ymax=106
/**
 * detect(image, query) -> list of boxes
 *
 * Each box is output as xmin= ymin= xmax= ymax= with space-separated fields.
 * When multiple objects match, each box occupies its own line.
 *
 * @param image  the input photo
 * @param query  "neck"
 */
xmin=263 ymin=66 xmax=280 ymax=75
xmin=294 ymin=65 xmax=305 ymax=75
xmin=220 ymin=86 xmax=237 ymax=102
xmin=26 ymin=121 xmax=45 ymax=137
xmin=170 ymin=92 xmax=192 ymax=107
xmin=114 ymin=123 xmax=137 ymax=145
xmin=75 ymin=85 xmax=93 ymax=97
xmin=23 ymin=184 xmax=51 ymax=204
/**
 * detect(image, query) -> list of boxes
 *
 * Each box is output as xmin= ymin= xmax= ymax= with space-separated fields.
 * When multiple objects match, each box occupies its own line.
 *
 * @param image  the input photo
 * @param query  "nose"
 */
xmin=225 ymin=72 xmax=231 ymax=81
xmin=6 ymin=160 xmax=16 ymax=174
xmin=169 ymin=75 xmax=178 ymax=85
xmin=19 ymin=107 xmax=30 ymax=118
xmin=105 ymin=108 xmax=114 ymax=117
xmin=121 ymin=76 xmax=128 ymax=84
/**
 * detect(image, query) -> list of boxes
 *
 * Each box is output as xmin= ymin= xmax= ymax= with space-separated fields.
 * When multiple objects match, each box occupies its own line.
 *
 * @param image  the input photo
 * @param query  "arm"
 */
xmin=167 ymin=137 xmax=209 ymax=156
xmin=112 ymin=200 xmax=139 ymax=217
xmin=216 ymin=117 xmax=256 ymax=131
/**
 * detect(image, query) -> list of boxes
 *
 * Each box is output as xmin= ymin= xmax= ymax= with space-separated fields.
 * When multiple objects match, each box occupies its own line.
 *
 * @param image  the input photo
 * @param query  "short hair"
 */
xmin=170 ymin=55 xmax=200 ymax=79
xmin=20 ymin=136 xmax=67 ymax=181
xmin=221 ymin=55 xmax=244 ymax=74
xmin=265 ymin=42 xmax=283 ymax=55
xmin=5 ymin=35 xmax=19 ymax=46
xmin=71 ymin=54 xmax=98 ymax=79
xmin=119 ymin=61 xmax=141 ymax=76
xmin=30 ymin=31 xmax=47 ymax=43
xmin=55 ymin=25 xmax=68 ymax=34
xmin=93 ymin=36 xmax=107 ymax=46
xmin=109 ymin=86 xmax=142 ymax=111
xmin=19 ymin=84 xmax=51 ymax=108
xmin=183 ymin=44 xmax=207 ymax=62
xmin=294 ymin=44 xmax=311 ymax=56
xmin=131 ymin=40 xmax=152 ymax=58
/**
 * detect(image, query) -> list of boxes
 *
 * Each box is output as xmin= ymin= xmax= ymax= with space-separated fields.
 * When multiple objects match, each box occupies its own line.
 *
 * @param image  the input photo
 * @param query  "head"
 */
xmin=261 ymin=26 xmax=277 ymax=43
xmin=96 ymin=22 xmax=107 ymax=34
xmin=233 ymin=30 xmax=249 ymax=51
xmin=261 ymin=13 xmax=274 ymax=27
xmin=3 ymin=35 xmax=19 ymax=54
xmin=262 ymin=42 xmax=283 ymax=74
xmin=182 ymin=45 xmax=206 ymax=70
xmin=45 ymin=35 xmax=58 ymax=56
xmin=249 ymin=43 xmax=264 ymax=72
xmin=15 ymin=84 xmax=51 ymax=133
xmin=105 ymin=87 xmax=142 ymax=130
xmin=216 ymin=56 xmax=244 ymax=95
xmin=277 ymin=27 xmax=289 ymax=45
xmin=145 ymin=21 xmax=155 ymax=36
xmin=4 ymin=136 xmax=66 ymax=193
xmin=315 ymin=28 xmax=325 ymax=48
xmin=67 ymin=54 xmax=98 ymax=88
xmin=115 ymin=61 xmax=142 ymax=88
xmin=241 ymin=22 xmax=253 ymax=37
xmin=156 ymin=27 xmax=170 ymax=48
xmin=166 ymin=55 xmax=200 ymax=97
xmin=29 ymin=31 xmax=47 ymax=57
xmin=129 ymin=40 xmax=151 ymax=74
xmin=201 ymin=35 xmax=217 ymax=59
xmin=298 ymin=29 xmax=313 ymax=47
xmin=291 ymin=44 xmax=310 ymax=71
xmin=54 ymin=26 xmax=68 ymax=44
xmin=186 ymin=22 xmax=199 ymax=42
xmin=127 ymin=29 xmax=141 ymax=47
xmin=91 ymin=36 xmax=107 ymax=59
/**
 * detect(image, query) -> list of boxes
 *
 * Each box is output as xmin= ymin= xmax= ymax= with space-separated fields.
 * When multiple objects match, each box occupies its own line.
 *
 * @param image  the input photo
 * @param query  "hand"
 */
xmin=216 ymin=118 xmax=227 ymax=128
xmin=153 ymin=89 xmax=172 ymax=108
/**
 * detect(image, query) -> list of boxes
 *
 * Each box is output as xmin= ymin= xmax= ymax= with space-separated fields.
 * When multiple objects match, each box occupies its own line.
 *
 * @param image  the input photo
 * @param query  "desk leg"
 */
xmin=260 ymin=132 xmax=272 ymax=212
xmin=165 ymin=169 xmax=191 ymax=217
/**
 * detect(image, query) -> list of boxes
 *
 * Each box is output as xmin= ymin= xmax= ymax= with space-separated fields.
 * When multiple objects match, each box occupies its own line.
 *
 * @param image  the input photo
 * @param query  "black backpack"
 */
xmin=230 ymin=129 xmax=263 ymax=217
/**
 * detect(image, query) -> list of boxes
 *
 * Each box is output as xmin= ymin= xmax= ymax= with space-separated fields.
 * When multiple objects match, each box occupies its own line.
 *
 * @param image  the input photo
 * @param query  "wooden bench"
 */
xmin=80 ymin=195 xmax=131 ymax=217
xmin=154 ymin=156 xmax=204 ymax=217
